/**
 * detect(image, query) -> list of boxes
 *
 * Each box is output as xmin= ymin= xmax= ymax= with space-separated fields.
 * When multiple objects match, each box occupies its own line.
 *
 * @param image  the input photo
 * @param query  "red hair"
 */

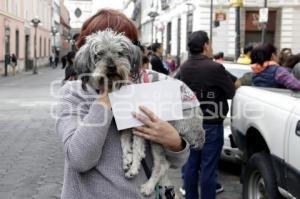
xmin=76 ymin=9 xmax=139 ymax=48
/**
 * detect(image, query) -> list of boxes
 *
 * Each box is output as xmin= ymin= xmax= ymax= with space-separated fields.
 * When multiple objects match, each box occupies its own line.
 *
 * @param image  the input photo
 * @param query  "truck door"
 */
xmin=286 ymin=105 xmax=300 ymax=198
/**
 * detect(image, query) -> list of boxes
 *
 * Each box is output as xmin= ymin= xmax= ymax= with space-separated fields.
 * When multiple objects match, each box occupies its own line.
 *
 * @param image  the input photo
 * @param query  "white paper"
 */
xmin=108 ymin=80 xmax=183 ymax=130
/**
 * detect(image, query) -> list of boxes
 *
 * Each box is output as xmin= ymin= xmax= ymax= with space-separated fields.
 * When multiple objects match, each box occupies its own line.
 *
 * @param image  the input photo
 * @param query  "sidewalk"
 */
xmin=0 ymin=65 xmax=64 ymax=85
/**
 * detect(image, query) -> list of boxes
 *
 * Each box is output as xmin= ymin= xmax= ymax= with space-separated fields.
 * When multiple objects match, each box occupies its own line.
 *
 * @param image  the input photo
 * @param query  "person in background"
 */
xmin=62 ymin=51 xmax=77 ymax=85
xmin=166 ymin=54 xmax=176 ymax=73
xmin=61 ymin=54 xmax=67 ymax=69
xmin=54 ymin=52 xmax=59 ymax=68
xmin=140 ymin=45 xmax=151 ymax=70
xmin=10 ymin=53 xmax=17 ymax=76
xmin=278 ymin=48 xmax=292 ymax=66
xmin=251 ymin=44 xmax=300 ymax=91
xmin=142 ymin=56 xmax=150 ymax=70
xmin=150 ymin=43 xmax=169 ymax=75
xmin=180 ymin=30 xmax=236 ymax=199
xmin=282 ymin=53 xmax=300 ymax=80
xmin=49 ymin=54 xmax=54 ymax=67
xmin=237 ymin=44 xmax=253 ymax=65
xmin=213 ymin=52 xmax=224 ymax=63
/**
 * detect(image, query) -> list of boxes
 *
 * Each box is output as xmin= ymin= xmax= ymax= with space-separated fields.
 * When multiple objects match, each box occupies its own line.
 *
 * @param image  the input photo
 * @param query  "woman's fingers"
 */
xmin=134 ymin=126 xmax=155 ymax=136
xmin=139 ymin=106 xmax=159 ymax=122
xmin=132 ymin=112 xmax=156 ymax=128
xmin=133 ymin=129 xmax=156 ymax=142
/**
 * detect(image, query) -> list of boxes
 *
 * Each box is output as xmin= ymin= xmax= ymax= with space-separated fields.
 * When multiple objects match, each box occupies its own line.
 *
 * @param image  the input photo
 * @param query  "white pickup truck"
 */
xmin=231 ymin=86 xmax=300 ymax=199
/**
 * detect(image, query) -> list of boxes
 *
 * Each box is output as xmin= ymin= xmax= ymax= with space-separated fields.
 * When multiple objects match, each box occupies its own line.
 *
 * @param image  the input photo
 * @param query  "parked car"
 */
xmin=231 ymin=86 xmax=300 ymax=199
xmin=221 ymin=63 xmax=251 ymax=162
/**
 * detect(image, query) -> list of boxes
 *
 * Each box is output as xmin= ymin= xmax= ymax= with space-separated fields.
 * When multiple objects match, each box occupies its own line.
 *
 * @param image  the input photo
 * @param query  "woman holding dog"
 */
xmin=56 ymin=9 xmax=203 ymax=199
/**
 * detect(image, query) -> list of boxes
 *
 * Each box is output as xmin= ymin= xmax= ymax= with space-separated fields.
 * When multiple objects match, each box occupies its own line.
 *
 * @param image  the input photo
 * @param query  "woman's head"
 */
xmin=76 ymin=9 xmax=139 ymax=49
xmin=284 ymin=54 xmax=300 ymax=69
xmin=167 ymin=54 xmax=173 ymax=60
xmin=251 ymin=44 xmax=278 ymax=66
xmin=243 ymin=44 xmax=253 ymax=56
xmin=150 ymin=43 xmax=163 ymax=55
xmin=279 ymin=48 xmax=292 ymax=66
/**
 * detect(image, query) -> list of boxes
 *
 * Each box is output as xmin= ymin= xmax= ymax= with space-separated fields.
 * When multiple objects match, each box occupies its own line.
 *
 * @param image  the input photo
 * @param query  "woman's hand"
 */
xmin=98 ymin=91 xmax=111 ymax=109
xmin=133 ymin=106 xmax=184 ymax=152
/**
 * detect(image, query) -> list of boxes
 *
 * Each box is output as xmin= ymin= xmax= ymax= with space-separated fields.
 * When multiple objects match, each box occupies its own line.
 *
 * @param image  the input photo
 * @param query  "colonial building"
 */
xmin=51 ymin=0 xmax=71 ymax=58
xmin=52 ymin=0 xmax=61 ymax=54
xmin=138 ymin=0 xmax=300 ymax=64
xmin=59 ymin=0 xmax=71 ymax=57
xmin=0 ymin=0 xmax=52 ymax=75
xmin=65 ymin=0 xmax=128 ymax=36
xmin=64 ymin=0 xmax=93 ymax=34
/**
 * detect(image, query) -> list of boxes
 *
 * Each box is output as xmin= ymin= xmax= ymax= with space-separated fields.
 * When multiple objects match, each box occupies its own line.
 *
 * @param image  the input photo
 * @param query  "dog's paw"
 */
xmin=140 ymin=183 xmax=155 ymax=196
xmin=124 ymin=167 xmax=139 ymax=179
xmin=123 ymin=155 xmax=133 ymax=172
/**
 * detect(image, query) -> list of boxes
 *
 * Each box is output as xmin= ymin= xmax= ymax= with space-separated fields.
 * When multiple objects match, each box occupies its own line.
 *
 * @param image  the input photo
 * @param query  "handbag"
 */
xmin=141 ymin=159 xmax=175 ymax=199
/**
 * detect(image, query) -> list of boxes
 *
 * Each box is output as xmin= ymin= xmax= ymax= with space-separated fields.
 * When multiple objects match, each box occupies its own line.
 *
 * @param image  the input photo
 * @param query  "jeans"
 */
xmin=184 ymin=124 xmax=224 ymax=199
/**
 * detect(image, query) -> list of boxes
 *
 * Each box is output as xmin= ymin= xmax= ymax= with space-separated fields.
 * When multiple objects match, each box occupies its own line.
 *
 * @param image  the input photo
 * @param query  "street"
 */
xmin=0 ymin=67 xmax=241 ymax=199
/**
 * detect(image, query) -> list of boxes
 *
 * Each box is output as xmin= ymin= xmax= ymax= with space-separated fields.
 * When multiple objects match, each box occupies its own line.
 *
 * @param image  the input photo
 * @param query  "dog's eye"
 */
xmin=97 ymin=52 xmax=104 ymax=57
xmin=118 ymin=52 xmax=124 ymax=57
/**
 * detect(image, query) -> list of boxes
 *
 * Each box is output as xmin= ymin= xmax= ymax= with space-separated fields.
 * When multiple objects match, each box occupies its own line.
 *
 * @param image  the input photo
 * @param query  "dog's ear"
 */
xmin=74 ymin=44 xmax=92 ymax=75
xmin=130 ymin=45 xmax=142 ymax=70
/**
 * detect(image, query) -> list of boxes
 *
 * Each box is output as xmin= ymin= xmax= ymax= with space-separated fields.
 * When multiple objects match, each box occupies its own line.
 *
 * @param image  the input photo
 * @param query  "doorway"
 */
xmin=245 ymin=10 xmax=277 ymax=45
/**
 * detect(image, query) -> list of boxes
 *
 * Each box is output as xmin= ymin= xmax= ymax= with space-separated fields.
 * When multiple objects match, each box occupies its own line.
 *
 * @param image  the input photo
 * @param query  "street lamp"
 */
xmin=261 ymin=0 xmax=268 ymax=44
xmin=209 ymin=0 xmax=213 ymax=45
xmin=230 ymin=0 xmax=243 ymax=61
xmin=31 ymin=17 xmax=41 ymax=74
xmin=51 ymin=26 xmax=58 ymax=51
xmin=148 ymin=11 xmax=159 ymax=44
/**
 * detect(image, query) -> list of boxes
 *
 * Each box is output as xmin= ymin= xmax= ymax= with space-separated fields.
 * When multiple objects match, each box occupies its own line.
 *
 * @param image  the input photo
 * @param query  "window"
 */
xmin=186 ymin=12 xmax=193 ymax=49
xmin=161 ymin=0 xmax=170 ymax=10
xmin=16 ymin=30 xmax=19 ymax=58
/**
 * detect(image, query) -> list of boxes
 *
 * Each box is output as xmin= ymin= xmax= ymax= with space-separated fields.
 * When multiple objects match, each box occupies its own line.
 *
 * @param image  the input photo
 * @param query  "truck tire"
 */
xmin=243 ymin=152 xmax=283 ymax=199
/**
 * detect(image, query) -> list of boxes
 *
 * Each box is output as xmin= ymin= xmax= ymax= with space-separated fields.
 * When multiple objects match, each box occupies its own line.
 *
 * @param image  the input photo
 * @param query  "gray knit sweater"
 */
xmin=55 ymin=80 xmax=191 ymax=199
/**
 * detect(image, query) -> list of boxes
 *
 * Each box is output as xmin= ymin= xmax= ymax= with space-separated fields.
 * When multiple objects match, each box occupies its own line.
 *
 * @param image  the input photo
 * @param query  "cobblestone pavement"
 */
xmin=0 ymin=67 xmax=241 ymax=199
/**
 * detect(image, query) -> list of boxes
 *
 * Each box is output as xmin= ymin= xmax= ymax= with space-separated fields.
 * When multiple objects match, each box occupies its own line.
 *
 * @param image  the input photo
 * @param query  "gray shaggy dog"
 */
xmin=74 ymin=29 xmax=205 ymax=196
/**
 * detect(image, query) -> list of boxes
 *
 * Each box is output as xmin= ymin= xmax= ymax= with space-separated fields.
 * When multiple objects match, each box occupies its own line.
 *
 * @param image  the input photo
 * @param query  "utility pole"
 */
xmin=261 ymin=0 xmax=268 ymax=44
xmin=148 ymin=11 xmax=159 ymax=44
xmin=230 ymin=0 xmax=243 ymax=61
xmin=210 ymin=0 xmax=213 ymax=44
xmin=31 ymin=17 xmax=41 ymax=75
xmin=235 ymin=6 xmax=241 ymax=61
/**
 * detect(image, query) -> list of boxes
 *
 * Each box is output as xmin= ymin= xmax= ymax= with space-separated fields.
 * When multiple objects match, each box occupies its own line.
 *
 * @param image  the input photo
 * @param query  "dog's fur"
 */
xmin=74 ymin=29 xmax=205 ymax=196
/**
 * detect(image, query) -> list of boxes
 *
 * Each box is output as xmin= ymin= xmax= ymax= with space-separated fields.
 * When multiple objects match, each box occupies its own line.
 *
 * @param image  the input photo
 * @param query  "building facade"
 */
xmin=52 ymin=0 xmax=61 ymax=54
xmin=64 ymin=0 xmax=93 ymax=34
xmin=138 ymin=0 xmax=300 ymax=64
xmin=0 ymin=0 xmax=52 ymax=75
xmin=59 ymin=0 xmax=71 ymax=57
xmin=51 ymin=0 xmax=71 ymax=58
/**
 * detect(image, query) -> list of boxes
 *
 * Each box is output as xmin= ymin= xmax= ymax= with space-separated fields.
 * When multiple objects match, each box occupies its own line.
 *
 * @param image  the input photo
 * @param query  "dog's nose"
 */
xmin=107 ymin=64 xmax=117 ymax=73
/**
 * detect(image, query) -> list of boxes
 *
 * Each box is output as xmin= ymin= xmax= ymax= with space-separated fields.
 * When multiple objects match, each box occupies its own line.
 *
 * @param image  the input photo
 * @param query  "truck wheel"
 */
xmin=243 ymin=152 xmax=283 ymax=199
